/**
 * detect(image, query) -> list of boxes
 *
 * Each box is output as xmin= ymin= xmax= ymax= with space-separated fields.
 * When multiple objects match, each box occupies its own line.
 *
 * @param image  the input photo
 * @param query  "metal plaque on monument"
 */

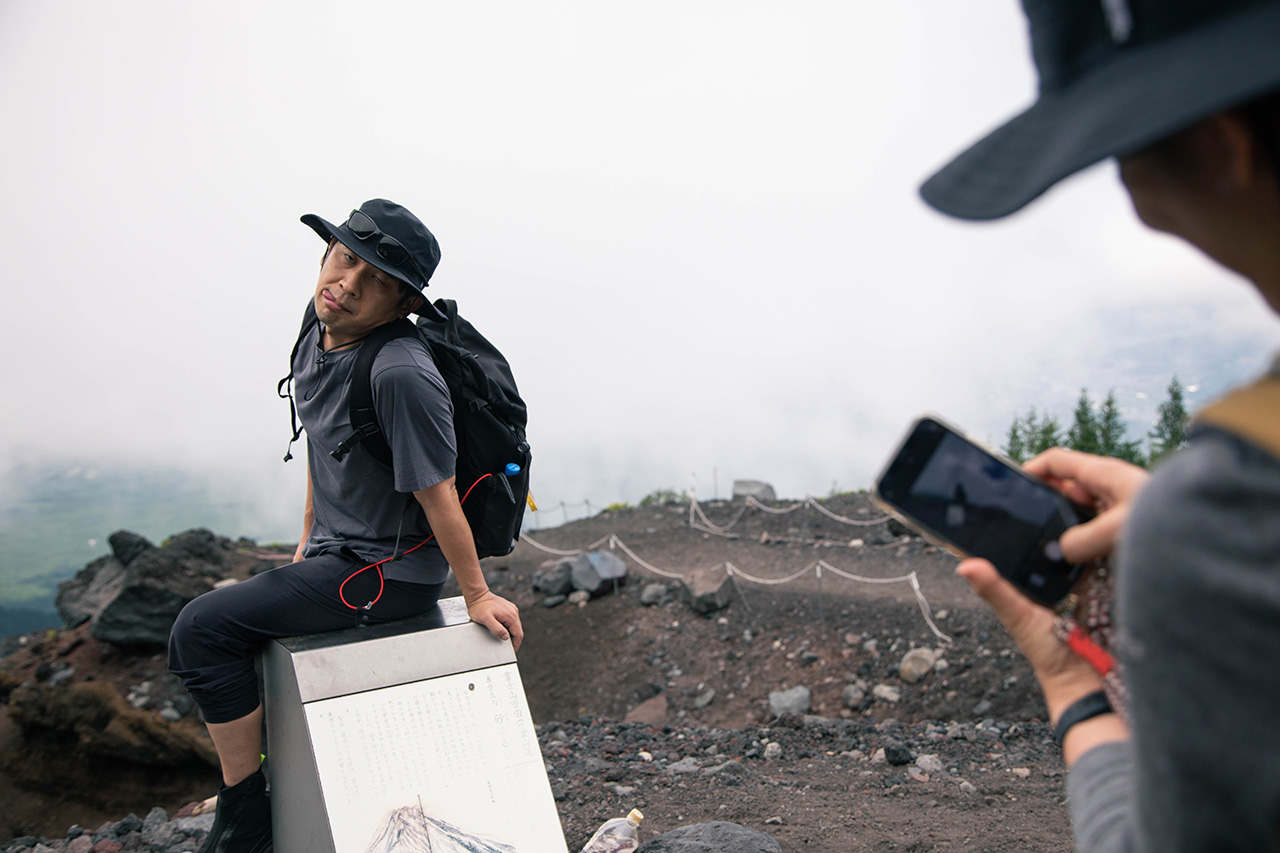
xmin=263 ymin=596 xmax=566 ymax=853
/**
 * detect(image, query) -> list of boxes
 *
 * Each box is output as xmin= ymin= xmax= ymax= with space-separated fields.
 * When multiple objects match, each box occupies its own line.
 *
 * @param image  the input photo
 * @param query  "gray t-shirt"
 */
xmin=1067 ymin=418 xmax=1280 ymax=850
xmin=293 ymin=321 xmax=456 ymax=584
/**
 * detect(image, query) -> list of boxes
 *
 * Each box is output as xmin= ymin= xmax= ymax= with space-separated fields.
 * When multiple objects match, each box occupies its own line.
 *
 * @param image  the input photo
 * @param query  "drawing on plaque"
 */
xmin=364 ymin=797 xmax=516 ymax=853
xmin=306 ymin=666 xmax=564 ymax=851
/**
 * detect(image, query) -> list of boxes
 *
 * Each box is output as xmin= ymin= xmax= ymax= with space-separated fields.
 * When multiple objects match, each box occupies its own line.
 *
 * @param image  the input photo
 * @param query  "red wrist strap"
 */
xmin=1065 ymin=626 xmax=1115 ymax=676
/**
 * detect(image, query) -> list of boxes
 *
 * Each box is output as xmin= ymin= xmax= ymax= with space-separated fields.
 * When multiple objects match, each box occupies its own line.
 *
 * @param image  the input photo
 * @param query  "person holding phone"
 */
xmin=918 ymin=1 xmax=1280 ymax=850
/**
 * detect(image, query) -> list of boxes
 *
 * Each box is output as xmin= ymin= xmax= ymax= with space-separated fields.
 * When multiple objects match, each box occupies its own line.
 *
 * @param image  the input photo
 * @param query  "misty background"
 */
xmin=3 ymin=2 xmax=1278 ymax=626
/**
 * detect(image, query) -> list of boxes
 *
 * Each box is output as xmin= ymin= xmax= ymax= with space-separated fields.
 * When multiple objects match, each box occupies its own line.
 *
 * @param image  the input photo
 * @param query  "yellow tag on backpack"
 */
xmin=1194 ymin=362 xmax=1280 ymax=460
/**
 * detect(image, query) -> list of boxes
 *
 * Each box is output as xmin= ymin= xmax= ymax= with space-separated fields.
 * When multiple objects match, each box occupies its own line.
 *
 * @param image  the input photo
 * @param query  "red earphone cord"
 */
xmin=338 ymin=474 xmax=493 ymax=611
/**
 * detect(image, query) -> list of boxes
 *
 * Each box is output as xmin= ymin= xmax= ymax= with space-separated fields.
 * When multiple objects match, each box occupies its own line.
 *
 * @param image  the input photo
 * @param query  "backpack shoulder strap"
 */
xmin=277 ymin=300 xmax=321 ymax=462
xmin=1194 ymin=370 xmax=1280 ymax=461
xmin=418 ymin=297 xmax=528 ymax=429
xmin=330 ymin=317 xmax=419 ymax=466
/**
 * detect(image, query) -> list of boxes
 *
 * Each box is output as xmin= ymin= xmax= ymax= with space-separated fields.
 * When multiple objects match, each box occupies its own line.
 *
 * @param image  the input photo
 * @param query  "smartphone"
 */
xmin=873 ymin=415 xmax=1091 ymax=608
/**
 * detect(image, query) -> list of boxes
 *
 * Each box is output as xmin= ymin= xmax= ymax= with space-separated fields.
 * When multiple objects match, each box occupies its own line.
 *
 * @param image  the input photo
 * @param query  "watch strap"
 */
xmin=1054 ymin=690 xmax=1113 ymax=745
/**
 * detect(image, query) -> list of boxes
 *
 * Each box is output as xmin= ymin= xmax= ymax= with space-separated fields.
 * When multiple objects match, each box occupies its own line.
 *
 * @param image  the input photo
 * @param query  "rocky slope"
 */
xmin=0 ymin=494 xmax=1075 ymax=852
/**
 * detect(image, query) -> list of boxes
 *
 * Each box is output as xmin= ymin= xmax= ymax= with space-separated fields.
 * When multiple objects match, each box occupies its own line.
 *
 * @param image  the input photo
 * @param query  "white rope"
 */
xmin=606 ymin=535 xmax=693 ymax=579
xmin=688 ymin=499 xmax=748 ymax=536
xmin=906 ymin=572 xmax=953 ymax=645
xmin=807 ymin=497 xmax=892 ymax=527
xmin=744 ymin=495 xmax=805 ymax=514
xmin=817 ymin=563 xmax=918 ymax=585
xmin=519 ymin=533 xmax=611 ymax=557
xmin=819 ymin=561 xmax=951 ymax=644
xmin=724 ymin=561 xmax=818 ymax=586
xmin=520 ymin=534 xmax=583 ymax=556
xmin=712 ymin=494 xmax=892 ymax=528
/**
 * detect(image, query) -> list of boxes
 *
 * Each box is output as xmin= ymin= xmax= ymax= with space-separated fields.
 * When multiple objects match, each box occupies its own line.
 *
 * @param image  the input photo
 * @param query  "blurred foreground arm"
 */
xmin=957 ymin=448 xmax=1146 ymax=765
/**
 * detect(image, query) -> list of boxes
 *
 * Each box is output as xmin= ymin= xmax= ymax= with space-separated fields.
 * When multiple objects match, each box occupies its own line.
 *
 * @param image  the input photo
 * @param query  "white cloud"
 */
xmin=1 ymin=1 xmax=1277 ymax=537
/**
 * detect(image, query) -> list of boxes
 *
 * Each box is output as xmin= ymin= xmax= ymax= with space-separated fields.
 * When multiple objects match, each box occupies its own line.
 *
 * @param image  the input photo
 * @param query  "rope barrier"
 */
xmin=605 ymin=536 xmax=686 ymax=580
xmin=517 ymin=531 xmax=952 ymax=644
xmin=742 ymin=496 xmax=805 ymax=515
xmin=819 ymin=561 xmax=952 ymax=643
xmin=538 ymin=492 xmax=894 ymax=533
xmin=723 ymin=561 xmax=816 ymax=586
xmin=704 ymin=493 xmax=893 ymax=529
xmin=688 ymin=499 xmax=749 ymax=537
xmin=521 ymin=536 xmax=584 ymax=557
xmin=514 ymin=491 xmax=950 ymax=642
xmin=520 ymin=533 xmax=611 ymax=557
xmin=806 ymin=497 xmax=894 ymax=527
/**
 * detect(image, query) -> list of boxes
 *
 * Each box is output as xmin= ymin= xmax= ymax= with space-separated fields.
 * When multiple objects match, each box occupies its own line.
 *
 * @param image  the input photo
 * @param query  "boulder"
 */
xmin=624 ymin=693 xmax=668 ymax=727
xmin=898 ymin=648 xmax=939 ymax=684
xmin=680 ymin=567 xmax=732 ymax=615
xmin=570 ymin=551 xmax=628 ymax=597
xmin=108 ymin=530 xmax=153 ymax=567
xmin=842 ymin=681 xmax=867 ymax=709
xmin=532 ymin=559 xmax=573 ymax=596
xmin=640 ymin=583 xmax=668 ymax=606
xmin=731 ymin=480 xmax=776 ymax=502
xmin=768 ymin=685 xmax=811 ymax=717
xmin=56 ymin=529 xmax=265 ymax=647
xmin=636 ymin=822 xmax=782 ymax=853
xmin=872 ymin=683 xmax=902 ymax=704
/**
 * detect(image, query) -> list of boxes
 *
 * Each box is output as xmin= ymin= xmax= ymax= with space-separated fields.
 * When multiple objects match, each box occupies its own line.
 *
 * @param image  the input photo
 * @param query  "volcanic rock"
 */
xmin=680 ymin=567 xmax=731 ymax=615
xmin=55 ymin=529 xmax=267 ymax=647
xmin=730 ymin=481 xmax=777 ymax=502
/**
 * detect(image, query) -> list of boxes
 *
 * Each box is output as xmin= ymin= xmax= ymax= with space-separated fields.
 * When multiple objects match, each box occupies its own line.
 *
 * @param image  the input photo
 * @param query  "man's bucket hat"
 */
xmin=302 ymin=199 xmax=442 ymax=305
xmin=920 ymin=0 xmax=1280 ymax=221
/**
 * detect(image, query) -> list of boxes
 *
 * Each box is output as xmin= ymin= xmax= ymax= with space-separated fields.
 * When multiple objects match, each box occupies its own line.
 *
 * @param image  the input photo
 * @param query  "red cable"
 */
xmin=338 ymin=474 xmax=494 ymax=611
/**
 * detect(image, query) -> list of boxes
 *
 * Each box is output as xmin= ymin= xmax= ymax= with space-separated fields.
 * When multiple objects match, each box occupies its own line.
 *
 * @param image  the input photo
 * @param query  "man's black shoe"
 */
xmin=198 ymin=768 xmax=273 ymax=853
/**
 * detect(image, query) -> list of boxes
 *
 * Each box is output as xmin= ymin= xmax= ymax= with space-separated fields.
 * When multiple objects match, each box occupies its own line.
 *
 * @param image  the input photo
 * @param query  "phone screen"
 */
xmin=875 ymin=417 xmax=1087 ymax=607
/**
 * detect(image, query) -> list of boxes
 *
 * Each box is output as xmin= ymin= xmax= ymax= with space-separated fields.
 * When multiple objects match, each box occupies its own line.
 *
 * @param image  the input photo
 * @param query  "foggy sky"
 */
xmin=2 ymin=1 xmax=1278 ymax=542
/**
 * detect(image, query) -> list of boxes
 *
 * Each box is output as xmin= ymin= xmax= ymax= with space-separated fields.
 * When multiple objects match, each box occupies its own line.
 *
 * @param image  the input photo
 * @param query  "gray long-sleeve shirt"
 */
xmin=1067 ymin=421 xmax=1280 ymax=851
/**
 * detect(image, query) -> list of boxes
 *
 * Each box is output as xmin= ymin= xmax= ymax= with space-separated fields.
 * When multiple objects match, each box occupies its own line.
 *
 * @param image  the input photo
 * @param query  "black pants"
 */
xmin=168 ymin=550 xmax=443 ymax=724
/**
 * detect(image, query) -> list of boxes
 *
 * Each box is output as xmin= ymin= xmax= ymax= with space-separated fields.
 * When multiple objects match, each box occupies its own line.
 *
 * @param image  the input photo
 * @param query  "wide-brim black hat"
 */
xmin=920 ymin=0 xmax=1280 ymax=221
xmin=302 ymin=198 xmax=446 ymax=319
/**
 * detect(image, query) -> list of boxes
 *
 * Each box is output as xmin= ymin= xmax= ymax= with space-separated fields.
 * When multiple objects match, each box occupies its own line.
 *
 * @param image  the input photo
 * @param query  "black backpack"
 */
xmin=279 ymin=299 xmax=531 ymax=559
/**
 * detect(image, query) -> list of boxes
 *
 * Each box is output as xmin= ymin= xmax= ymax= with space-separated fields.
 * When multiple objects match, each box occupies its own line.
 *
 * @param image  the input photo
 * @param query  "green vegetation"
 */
xmin=639 ymin=488 xmax=686 ymax=507
xmin=1148 ymin=377 xmax=1191 ymax=466
xmin=602 ymin=501 xmax=632 ymax=513
xmin=1004 ymin=377 xmax=1190 ymax=467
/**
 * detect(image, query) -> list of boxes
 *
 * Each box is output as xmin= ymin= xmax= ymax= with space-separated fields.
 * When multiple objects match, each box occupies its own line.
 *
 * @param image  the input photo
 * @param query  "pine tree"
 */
xmin=1098 ymin=390 xmax=1146 ymax=465
xmin=1029 ymin=413 xmax=1064 ymax=455
xmin=1067 ymin=389 xmax=1101 ymax=454
xmin=1148 ymin=376 xmax=1190 ymax=465
xmin=1005 ymin=413 xmax=1028 ymax=463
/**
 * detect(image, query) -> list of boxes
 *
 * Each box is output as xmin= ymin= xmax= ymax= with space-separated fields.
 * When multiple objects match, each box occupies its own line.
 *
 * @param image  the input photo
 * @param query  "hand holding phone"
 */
xmin=1022 ymin=448 xmax=1150 ymax=565
xmin=874 ymin=416 xmax=1094 ymax=608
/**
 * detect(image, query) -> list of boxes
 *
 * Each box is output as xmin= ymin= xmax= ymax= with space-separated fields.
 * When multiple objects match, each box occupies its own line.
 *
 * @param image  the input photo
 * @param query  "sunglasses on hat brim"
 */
xmin=345 ymin=210 xmax=424 ymax=285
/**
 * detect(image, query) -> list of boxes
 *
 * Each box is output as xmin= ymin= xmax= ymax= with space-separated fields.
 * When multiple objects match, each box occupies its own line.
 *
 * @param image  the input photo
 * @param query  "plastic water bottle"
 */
xmin=505 ymin=462 xmax=522 ymax=476
xmin=579 ymin=808 xmax=643 ymax=853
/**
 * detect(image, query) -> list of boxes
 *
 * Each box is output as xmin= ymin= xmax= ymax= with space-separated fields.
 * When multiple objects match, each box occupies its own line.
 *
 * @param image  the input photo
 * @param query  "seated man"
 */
xmin=169 ymin=198 xmax=524 ymax=853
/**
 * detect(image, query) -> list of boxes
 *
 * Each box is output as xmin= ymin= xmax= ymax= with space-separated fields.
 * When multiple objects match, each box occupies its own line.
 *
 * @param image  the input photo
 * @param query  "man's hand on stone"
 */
xmin=465 ymin=590 xmax=524 ymax=652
